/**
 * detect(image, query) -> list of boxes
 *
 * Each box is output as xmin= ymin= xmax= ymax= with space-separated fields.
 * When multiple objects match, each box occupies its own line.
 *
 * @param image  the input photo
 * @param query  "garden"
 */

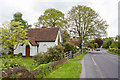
xmin=1 ymin=42 xmax=86 ymax=79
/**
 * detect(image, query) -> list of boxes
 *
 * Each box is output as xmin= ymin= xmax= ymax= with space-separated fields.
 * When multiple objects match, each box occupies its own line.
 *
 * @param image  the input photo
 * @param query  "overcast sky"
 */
xmin=0 ymin=0 xmax=119 ymax=37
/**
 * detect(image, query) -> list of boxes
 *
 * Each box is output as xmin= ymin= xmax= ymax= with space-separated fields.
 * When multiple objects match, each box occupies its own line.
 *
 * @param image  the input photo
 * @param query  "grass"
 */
xmin=1 ymin=55 xmax=36 ymax=71
xmin=20 ymin=57 xmax=36 ymax=71
xmin=45 ymin=53 xmax=85 ymax=78
xmin=107 ymin=50 xmax=120 ymax=56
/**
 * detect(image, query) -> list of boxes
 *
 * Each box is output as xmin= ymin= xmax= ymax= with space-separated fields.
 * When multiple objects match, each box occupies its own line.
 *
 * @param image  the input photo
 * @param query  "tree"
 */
xmin=36 ymin=8 xmax=67 ymax=27
xmin=110 ymin=35 xmax=119 ymax=49
xmin=102 ymin=37 xmax=114 ymax=49
xmin=94 ymin=43 xmax=99 ymax=48
xmin=0 ymin=21 xmax=29 ymax=57
xmin=67 ymin=5 xmax=108 ymax=47
xmin=87 ymin=42 xmax=94 ymax=48
xmin=94 ymin=38 xmax=103 ymax=48
xmin=11 ymin=12 xmax=31 ymax=28
xmin=61 ymin=30 xmax=70 ymax=42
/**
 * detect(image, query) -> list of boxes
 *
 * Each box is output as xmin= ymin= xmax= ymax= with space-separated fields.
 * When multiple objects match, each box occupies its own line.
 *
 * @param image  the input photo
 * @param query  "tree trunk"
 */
xmin=10 ymin=46 xmax=14 ymax=57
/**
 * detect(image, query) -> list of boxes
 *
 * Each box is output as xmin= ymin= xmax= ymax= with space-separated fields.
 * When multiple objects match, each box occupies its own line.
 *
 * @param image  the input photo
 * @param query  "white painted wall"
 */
xmin=55 ymin=30 xmax=63 ymax=45
xmin=14 ymin=42 xmax=37 ymax=56
xmin=37 ymin=42 xmax=55 ymax=53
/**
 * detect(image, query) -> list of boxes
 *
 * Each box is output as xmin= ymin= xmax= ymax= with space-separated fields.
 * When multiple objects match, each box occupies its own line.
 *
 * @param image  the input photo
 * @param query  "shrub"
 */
xmin=33 ymin=45 xmax=65 ymax=66
xmin=47 ymin=45 xmax=65 ymax=62
xmin=1 ymin=57 xmax=22 ymax=70
xmin=33 ymin=52 xmax=50 ymax=66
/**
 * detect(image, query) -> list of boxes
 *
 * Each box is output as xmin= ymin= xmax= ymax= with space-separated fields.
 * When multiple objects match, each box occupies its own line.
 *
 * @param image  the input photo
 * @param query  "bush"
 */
xmin=47 ymin=45 xmax=65 ymax=62
xmin=1 ymin=57 xmax=22 ymax=70
xmin=33 ymin=45 xmax=65 ymax=66
xmin=62 ymin=43 xmax=78 ymax=54
xmin=33 ymin=52 xmax=50 ymax=66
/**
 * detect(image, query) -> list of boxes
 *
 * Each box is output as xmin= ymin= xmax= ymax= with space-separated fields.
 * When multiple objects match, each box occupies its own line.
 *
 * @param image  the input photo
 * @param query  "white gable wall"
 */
xmin=55 ymin=29 xmax=63 ymax=45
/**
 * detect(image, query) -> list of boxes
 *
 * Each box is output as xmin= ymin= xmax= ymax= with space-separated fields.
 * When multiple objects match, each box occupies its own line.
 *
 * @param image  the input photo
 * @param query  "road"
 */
xmin=80 ymin=49 xmax=119 ymax=78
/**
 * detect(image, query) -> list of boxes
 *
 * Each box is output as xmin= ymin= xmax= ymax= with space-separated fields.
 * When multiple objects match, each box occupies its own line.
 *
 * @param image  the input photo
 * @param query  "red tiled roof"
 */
xmin=27 ymin=27 xmax=59 ymax=46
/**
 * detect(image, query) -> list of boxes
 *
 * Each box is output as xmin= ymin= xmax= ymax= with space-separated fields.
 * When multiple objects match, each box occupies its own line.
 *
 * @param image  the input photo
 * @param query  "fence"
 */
xmin=64 ymin=51 xmax=72 ymax=59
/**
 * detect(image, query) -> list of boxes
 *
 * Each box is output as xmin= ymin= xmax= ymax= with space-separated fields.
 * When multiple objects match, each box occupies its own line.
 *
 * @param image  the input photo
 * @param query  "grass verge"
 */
xmin=107 ymin=51 xmax=120 ymax=56
xmin=45 ymin=53 xmax=85 ymax=78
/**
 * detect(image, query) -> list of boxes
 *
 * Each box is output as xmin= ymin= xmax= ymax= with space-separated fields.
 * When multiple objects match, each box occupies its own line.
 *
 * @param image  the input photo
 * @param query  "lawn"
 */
xmin=1 ymin=55 xmax=36 ymax=71
xmin=45 ymin=53 xmax=85 ymax=78
xmin=20 ymin=57 xmax=35 ymax=71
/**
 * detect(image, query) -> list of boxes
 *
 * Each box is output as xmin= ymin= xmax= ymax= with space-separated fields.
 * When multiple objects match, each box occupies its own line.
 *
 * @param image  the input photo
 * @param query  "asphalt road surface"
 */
xmin=80 ymin=49 xmax=119 ymax=78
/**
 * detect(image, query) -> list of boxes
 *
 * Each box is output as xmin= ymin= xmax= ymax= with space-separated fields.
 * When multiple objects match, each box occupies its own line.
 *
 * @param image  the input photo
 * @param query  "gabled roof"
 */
xmin=27 ymin=27 xmax=59 ymax=46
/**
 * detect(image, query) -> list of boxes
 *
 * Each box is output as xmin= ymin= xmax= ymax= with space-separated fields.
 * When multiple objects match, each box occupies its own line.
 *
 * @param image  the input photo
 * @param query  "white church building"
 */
xmin=14 ymin=27 xmax=63 ymax=57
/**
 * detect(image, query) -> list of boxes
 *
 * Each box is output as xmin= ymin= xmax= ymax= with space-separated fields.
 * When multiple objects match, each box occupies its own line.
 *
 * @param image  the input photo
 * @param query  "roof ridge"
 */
xmin=27 ymin=27 xmax=59 ymax=30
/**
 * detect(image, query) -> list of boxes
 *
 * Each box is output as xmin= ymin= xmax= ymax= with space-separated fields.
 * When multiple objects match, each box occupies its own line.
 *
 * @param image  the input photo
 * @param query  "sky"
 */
xmin=0 ymin=0 xmax=119 ymax=37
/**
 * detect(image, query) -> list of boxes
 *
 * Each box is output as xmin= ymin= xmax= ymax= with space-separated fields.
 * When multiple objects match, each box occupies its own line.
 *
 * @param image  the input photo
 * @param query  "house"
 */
xmin=14 ymin=27 xmax=63 ymax=57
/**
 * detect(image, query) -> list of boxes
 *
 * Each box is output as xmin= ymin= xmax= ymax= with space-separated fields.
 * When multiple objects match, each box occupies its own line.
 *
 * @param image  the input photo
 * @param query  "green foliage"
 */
xmin=1 ymin=57 xmax=22 ymax=70
xmin=1 ymin=56 xmax=35 ymax=71
xmin=34 ymin=62 xmax=52 ymax=78
xmin=87 ymin=42 xmax=94 ymax=48
xmin=16 ymin=53 xmax=22 ymax=57
xmin=62 ymin=43 xmax=78 ymax=54
xmin=11 ymin=12 xmax=31 ymax=28
xmin=33 ymin=45 xmax=65 ymax=66
xmin=67 ymin=5 xmax=108 ymax=45
xmin=110 ymin=41 xmax=118 ymax=48
xmin=33 ymin=52 xmax=50 ymax=66
xmin=61 ymin=29 xmax=70 ymax=42
xmin=102 ymin=37 xmax=114 ymax=49
xmin=0 ymin=21 xmax=29 ymax=57
xmin=94 ymin=43 xmax=99 ymax=48
xmin=71 ymin=53 xmax=85 ymax=61
xmin=47 ymin=45 xmax=65 ymax=61
xmin=108 ymin=48 xmax=120 ymax=55
xmin=36 ymin=8 xmax=67 ymax=27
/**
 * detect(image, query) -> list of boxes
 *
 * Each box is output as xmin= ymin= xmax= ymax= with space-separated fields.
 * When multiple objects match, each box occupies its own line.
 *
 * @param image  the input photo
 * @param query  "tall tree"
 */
xmin=0 ymin=21 xmax=29 ymax=57
xmin=102 ymin=37 xmax=114 ymax=49
xmin=67 ymin=5 xmax=108 ymax=47
xmin=11 ymin=12 xmax=31 ymax=28
xmin=61 ymin=30 xmax=70 ymax=42
xmin=36 ymin=8 xmax=67 ymax=27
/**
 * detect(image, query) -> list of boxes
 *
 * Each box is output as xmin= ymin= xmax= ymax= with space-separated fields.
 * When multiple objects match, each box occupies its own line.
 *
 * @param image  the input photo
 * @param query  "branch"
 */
xmin=14 ymin=43 xmax=19 ymax=50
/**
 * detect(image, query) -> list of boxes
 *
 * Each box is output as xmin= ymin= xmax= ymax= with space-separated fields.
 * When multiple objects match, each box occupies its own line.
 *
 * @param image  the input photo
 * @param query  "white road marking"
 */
xmin=90 ymin=54 xmax=104 ymax=78
xmin=91 ymin=56 xmax=97 ymax=66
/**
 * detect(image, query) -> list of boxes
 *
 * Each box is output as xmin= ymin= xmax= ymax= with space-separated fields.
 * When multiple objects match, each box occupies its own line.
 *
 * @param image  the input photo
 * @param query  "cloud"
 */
xmin=0 ymin=0 xmax=119 ymax=37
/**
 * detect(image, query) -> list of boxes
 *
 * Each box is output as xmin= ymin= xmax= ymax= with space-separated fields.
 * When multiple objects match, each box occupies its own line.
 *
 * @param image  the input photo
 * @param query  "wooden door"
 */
xmin=26 ymin=45 xmax=30 ymax=57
